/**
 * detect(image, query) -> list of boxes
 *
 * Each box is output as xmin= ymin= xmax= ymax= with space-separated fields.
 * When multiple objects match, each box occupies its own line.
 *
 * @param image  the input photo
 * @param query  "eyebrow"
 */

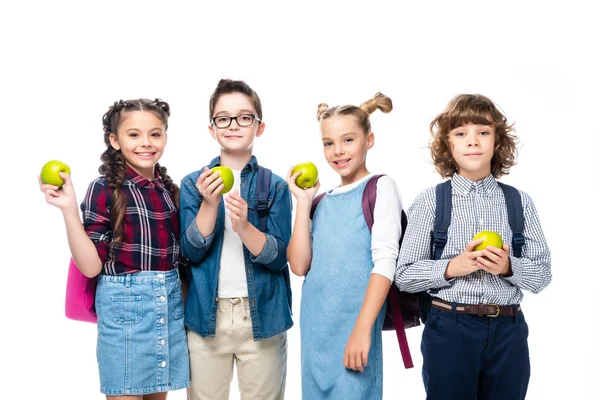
xmin=214 ymin=109 xmax=255 ymax=116
xmin=322 ymin=132 xmax=357 ymax=141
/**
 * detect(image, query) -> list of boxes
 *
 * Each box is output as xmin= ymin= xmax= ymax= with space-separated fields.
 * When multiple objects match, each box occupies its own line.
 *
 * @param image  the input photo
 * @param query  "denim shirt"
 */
xmin=180 ymin=155 xmax=293 ymax=340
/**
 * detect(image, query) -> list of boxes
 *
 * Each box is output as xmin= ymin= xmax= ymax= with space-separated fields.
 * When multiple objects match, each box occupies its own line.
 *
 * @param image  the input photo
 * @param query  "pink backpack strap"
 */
xmin=362 ymin=174 xmax=414 ymax=369
xmin=310 ymin=192 xmax=327 ymax=220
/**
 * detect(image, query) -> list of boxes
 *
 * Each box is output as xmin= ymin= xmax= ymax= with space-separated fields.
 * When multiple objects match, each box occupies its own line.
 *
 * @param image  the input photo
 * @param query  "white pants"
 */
xmin=187 ymin=297 xmax=287 ymax=400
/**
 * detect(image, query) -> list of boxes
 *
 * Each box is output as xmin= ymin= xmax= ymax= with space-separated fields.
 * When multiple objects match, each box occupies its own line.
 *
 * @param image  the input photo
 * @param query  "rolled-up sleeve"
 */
xmin=250 ymin=182 xmax=292 ymax=271
xmin=180 ymin=174 xmax=215 ymax=264
xmin=80 ymin=179 xmax=112 ymax=263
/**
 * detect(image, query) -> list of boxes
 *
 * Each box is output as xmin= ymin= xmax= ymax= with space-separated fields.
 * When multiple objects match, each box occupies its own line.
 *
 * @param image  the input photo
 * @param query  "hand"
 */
xmin=444 ymin=238 xmax=486 ymax=279
xmin=39 ymin=172 xmax=78 ymax=212
xmin=224 ymin=189 xmax=249 ymax=235
xmin=477 ymin=244 xmax=512 ymax=276
xmin=286 ymin=166 xmax=320 ymax=204
xmin=195 ymin=167 xmax=224 ymax=207
xmin=343 ymin=326 xmax=371 ymax=373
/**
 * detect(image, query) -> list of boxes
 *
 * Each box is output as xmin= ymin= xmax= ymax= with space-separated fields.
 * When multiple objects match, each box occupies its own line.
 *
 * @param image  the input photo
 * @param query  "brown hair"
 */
xmin=430 ymin=94 xmax=518 ymax=178
xmin=316 ymin=92 xmax=393 ymax=134
xmin=100 ymin=98 xmax=180 ymax=254
xmin=208 ymin=79 xmax=262 ymax=122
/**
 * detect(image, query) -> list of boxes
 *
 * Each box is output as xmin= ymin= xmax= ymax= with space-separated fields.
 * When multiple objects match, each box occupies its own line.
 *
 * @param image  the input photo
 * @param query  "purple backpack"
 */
xmin=310 ymin=174 xmax=417 ymax=369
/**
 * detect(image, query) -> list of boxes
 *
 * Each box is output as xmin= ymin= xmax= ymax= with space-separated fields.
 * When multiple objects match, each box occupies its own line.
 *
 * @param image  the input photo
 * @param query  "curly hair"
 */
xmin=99 ymin=98 xmax=179 ymax=256
xmin=430 ymin=94 xmax=518 ymax=178
xmin=316 ymin=92 xmax=393 ymax=134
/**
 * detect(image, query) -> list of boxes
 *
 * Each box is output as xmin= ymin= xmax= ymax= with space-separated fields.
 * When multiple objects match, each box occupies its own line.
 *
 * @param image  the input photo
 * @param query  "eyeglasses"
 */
xmin=211 ymin=114 xmax=261 ymax=129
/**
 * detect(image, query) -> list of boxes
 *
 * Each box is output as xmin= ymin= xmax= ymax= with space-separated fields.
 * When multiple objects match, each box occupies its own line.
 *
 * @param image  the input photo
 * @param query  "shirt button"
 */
xmin=160 ymin=339 xmax=166 ymax=345
xmin=160 ymin=361 xmax=167 ymax=368
xmin=158 ymin=296 xmax=166 ymax=302
xmin=159 ymin=317 xmax=165 ymax=324
xmin=159 ymin=224 xmax=164 ymax=229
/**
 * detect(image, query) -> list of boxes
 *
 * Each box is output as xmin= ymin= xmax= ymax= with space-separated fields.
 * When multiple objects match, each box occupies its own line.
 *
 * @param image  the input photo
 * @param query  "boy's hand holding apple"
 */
xmin=472 ymin=231 xmax=512 ymax=276
xmin=196 ymin=167 xmax=229 ymax=206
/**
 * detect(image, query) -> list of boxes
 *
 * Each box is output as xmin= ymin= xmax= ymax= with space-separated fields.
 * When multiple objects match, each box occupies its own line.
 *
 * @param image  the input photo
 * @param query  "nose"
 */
xmin=141 ymin=134 xmax=151 ymax=146
xmin=467 ymin=132 xmax=479 ymax=147
xmin=229 ymin=117 xmax=241 ymax=129
xmin=334 ymin=143 xmax=344 ymax=156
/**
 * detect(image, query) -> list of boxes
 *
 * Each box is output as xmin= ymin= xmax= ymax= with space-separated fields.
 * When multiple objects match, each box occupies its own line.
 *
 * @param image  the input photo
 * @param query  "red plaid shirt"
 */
xmin=81 ymin=166 xmax=180 ymax=274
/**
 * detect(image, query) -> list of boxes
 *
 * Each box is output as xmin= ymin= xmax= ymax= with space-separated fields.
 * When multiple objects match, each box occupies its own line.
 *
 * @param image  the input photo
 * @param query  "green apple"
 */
xmin=211 ymin=166 xmax=234 ymax=194
xmin=473 ymin=231 xmax=503 ymax=251
xmin=40 ymin=160 xmax=71 ymax=187
xmin=292 ymin=162 xmax=318 ymax=189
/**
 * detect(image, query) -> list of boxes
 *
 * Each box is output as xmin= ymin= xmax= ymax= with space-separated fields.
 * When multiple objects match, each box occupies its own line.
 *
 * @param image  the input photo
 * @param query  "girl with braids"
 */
xmin=287 ymin=93 xmax=404 ymax=399
xmin=39 ymin=98 xmax=190 ymax=399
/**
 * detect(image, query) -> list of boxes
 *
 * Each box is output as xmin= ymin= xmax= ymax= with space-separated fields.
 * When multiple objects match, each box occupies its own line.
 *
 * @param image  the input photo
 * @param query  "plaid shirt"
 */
xmin=395 ymin=173 xmax=551 ymax=305
xmin=81 ymin=166 xmax=180 ymax=275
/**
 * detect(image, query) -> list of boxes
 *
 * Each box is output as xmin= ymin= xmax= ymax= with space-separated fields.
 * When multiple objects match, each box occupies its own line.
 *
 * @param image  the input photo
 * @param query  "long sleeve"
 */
xmin=394 ymin=188 xmax=453 ymax=293
xmin=250 ymin=181 xmax=292 ymax=271
xmin=370 ymin=176 xmax=403 ymax=282
xmin=502 ymin=191 xmax=552 ymax=293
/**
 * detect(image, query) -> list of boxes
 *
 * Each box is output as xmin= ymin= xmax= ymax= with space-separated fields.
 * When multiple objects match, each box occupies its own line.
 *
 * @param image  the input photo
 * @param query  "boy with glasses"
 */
xmin=180 ymin=79 xmax=293 ymax=400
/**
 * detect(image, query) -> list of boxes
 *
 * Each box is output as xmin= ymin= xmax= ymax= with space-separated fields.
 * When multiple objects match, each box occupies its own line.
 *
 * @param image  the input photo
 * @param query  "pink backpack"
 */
xmin=65 ymin=257 xmax=97 ymax=323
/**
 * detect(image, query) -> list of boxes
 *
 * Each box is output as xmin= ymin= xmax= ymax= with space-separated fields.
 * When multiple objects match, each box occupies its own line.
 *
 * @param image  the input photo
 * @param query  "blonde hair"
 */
xmin=430 ymin=94 xmax=518 ymax=178
xmin=317 ymin=92 xmax=393 ymax=134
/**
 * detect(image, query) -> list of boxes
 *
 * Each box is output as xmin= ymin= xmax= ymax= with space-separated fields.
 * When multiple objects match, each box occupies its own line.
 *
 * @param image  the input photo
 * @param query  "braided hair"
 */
xmin=100 ymin=98 xmax=180 ymax=254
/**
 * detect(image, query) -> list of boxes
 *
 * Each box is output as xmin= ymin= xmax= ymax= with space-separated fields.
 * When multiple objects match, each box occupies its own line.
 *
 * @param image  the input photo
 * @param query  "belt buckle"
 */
xmin=486 ymin=304 xmax=500 ymax=318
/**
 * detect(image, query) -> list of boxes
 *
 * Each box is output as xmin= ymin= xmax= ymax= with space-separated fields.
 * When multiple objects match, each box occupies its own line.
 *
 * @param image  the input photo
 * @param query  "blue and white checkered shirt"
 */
xmin=395 ymin=173 xmax=551 ymax=305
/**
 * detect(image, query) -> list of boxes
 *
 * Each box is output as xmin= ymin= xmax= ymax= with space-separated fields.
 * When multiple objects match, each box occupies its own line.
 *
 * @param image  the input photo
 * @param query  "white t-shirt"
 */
xmin=327 ymin=174 xmax=403 ymax=282
xmin=218 ymin=169 xmax=248 ymax=298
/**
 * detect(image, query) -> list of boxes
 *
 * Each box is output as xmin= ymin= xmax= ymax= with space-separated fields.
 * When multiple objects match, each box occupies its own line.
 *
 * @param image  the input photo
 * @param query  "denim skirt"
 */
xmin=95 ymin=269 xmax=190 ymax=395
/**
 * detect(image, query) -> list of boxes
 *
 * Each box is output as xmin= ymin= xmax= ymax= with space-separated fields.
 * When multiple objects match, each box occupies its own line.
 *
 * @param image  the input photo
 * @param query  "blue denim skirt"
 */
xmin=95 ymin=269 xmax=190 ymax=395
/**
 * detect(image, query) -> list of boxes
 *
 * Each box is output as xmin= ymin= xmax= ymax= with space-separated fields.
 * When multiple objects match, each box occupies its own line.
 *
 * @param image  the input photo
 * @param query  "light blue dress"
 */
xmin=300 ymin=179 xmax=385 ymax=400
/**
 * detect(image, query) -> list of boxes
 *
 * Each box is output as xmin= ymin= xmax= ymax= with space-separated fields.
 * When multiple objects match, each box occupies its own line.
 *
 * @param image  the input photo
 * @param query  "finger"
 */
xmin=204 ymin=171 xmax=220 ymax=187
xmin=343 ymin=350 xmax=350 ymax=369
xmin=468 ymin=249 xmax=486 ymax=260
xmin=45 ymin=189 xmax=60 ymax=198
xmin=286 ymin=166 xmax=296 ymax=181
xmin=59 ymin=172 xmax=72 ymax=186
xmin=206 ymin=177 xmax=224 ymax=194
xmin=485 ymin=246 xmax=505 ymax=257
xmin=466 ymin=238 xmax=484 ymax=251
xmin=226 ymin=204 xmax=241 ymax=216
xmin=482 ymin=250 xmax=501 ymax=263
xmin=348 ymin=353 xmax=356 ymax=370
xmin=362 ymin=351 xmax=369 ymax=368
xmin=355 ymin=353 xmax=364 ymax=373
xmin=477 ymin=256 xmax=494 ymax=268
xmin=502 ymin=244 xmax=511 ymax=254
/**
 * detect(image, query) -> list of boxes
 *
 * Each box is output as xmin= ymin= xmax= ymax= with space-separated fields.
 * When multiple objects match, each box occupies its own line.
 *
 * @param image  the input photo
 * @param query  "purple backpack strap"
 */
xmin=310 ymin=192 xmax=327 ymax=220
xmin=362 ymin=174 xmax=414 ymax=369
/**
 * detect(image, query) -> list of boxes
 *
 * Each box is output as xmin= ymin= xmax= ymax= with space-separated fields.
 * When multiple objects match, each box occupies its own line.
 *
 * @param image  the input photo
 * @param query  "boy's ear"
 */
xmin=255 ymin=121 xmax=266 ymax=138
xmin=109 ymin=133 xmax=120 ymax=151
xmin=208 ymin=124 xmax=216 ymax=140
xmin=367 ymin=132 xmax=375 ymax=149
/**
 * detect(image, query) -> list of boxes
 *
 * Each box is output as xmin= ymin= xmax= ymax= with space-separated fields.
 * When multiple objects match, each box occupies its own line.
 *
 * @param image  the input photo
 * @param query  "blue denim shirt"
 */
xmin=180 ymin=156 xmax=293 ymax=340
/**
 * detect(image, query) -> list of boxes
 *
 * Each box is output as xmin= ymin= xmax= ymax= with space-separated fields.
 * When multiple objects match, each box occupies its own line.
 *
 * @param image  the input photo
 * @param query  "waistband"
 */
xmin=98 ymin=269 xmax=180 ymax=284
xmin=430 ymin=298 xmax=521 ymax=317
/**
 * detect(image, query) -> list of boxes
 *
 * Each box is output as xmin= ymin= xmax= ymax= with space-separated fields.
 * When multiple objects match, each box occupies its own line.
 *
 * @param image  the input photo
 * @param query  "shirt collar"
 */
xmin=207 ymin=155 xmax=259 ymax=172
xmin=125 ymin=165 xmax=165 ymax=190
xmin=451 ymin=173 xmax=498 ymax=197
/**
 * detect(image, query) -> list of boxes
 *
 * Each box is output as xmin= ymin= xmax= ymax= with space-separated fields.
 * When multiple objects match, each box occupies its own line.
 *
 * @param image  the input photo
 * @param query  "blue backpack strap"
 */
xmin=498 ymin=182 xmax=525 ymax=258
xmin=432 ymin=180 xmax=452 ymax=260
xmin=256 ymin=166 xmax=272 ymax=233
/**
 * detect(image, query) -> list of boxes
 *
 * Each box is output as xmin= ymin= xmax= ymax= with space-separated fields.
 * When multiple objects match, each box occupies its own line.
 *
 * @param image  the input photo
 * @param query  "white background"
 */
xmin=2 ymin=1 xmax=599 ymax=399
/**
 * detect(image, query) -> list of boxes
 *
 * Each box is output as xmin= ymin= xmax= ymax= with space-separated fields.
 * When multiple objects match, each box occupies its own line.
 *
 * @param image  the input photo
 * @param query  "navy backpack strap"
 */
xmin=432 ymin=180 xmax=452 ymax=260
xmin=310 ymin=193 xmax=326 ymax=220
xmin=256 ymin=166 xmax=272 ymax=233
xmin=498 ymin=182 xmax=525 ymax=258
